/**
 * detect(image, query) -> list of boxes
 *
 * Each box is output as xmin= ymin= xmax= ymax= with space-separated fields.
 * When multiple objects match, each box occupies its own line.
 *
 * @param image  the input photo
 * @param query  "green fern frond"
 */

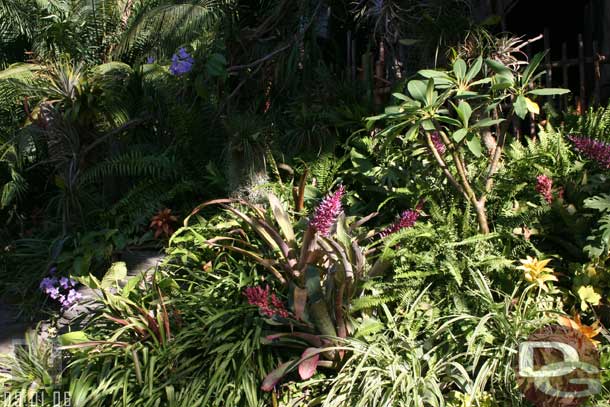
xmin=80 ymin=151 xmax=175 ymax=186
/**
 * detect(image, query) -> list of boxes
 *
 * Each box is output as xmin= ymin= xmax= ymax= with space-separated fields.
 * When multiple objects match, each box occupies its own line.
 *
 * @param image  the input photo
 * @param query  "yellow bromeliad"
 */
xmin=517 ymin=256 xmax=558 ymax=292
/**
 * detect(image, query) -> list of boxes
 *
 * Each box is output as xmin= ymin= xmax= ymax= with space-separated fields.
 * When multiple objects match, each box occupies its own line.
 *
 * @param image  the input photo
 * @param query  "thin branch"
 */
xmin=424 ymin=131 xmax=468 ymax=200
xmin=82 ymin=118 xmax=148 ymax=157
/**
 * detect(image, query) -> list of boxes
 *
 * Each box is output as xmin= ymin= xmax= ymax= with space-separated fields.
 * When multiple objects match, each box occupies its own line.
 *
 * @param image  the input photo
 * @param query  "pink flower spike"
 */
xmin=379 ymin=210 xmax=419 ymax=238
xmin=310 ymin=185 xmax=346 ymax=236
xmin=243 ymin=286 xmax=289 ymax=318
xmin=535 ymin=175 xmax=553 ymax=204
xmin=430 ymin=132 xmax=446 ymax=155
xmin=568 ymin=135 xmax=610 ymax=169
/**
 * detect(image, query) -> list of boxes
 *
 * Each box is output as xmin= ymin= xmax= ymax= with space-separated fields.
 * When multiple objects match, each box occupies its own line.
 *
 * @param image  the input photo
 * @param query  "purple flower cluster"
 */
xmin=310 ymin=185 xmax=346 ymax=236
xmin=568 ymin=135 xmax=610 ymax=169
xmin=430 ymin=132 xmax=446 ymax=155
xmin=243 ymin=286 xmax=289 ymax=318
xmin=535 ymin=175 xmax=553 ymax=204
xmin=40 ymin=275 xmax=82 ymax=309
xmin=169 ymin=48 xmax=194 ymax=76
xmin=379 ymin=210 xmax=419 ymax=238
xmin=146 ymin=56 xmax=155 ymax=64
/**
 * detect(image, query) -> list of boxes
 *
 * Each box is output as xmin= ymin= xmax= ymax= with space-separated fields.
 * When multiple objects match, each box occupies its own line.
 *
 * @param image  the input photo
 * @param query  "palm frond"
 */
xmin=118 ymin=0 xmax=229 ymax=58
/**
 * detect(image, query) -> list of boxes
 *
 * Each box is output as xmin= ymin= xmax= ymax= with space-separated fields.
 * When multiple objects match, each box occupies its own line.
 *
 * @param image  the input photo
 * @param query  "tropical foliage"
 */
xmin=1 ymin=1 xmax=610 ymax=406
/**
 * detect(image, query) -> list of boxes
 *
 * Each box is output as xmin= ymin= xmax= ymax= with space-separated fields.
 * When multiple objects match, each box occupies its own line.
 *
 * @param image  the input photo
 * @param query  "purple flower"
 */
xmin=310 ymin=185 xmax=346 ymax=236
xmin=146 ymin=56 xmax=155 ymax=64
xmin=61 ymin=289 xmax=82 ymax=309
xmin=59 ymin=277 xmax=71 ymax=289
xmin=430 ymin=132 xmax=446 ymax=155
xmin=40 ymin=277 xmax=58 ymax=292
xmin=535 ymin=175 xmax=553 ymax=204
xmin=169 ymin=48 xmax=194 ymax=76
xmin=46 ymin=286 xmax=61 ymax=300
xmin=379 ymin=210 xmax=419 ymax=238
xmin=568 ymin=135 xmax=610 ymax=169
xmin=40 ymin=275 xmax=80 ymax=308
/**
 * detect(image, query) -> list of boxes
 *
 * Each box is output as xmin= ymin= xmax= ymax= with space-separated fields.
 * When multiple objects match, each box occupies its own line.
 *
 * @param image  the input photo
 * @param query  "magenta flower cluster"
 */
xmin=568 ymin=135 xmax=610 ymax=169
xmin=535 ymin=175 xmax=554 ymax=204
xmin=310 ymin=185 xmax=345 ymax=236
xmin=169 ymin=48 xmax=194 ymax=76
xmin=40 ymin=274 xmax=82 ymax=309
xmin=430 ymin=132 xmax=446 ymax=155
xmin=379 ymin=209 xmax=419 ymax=238
xmin=243 ymin=285 xmax=289 ymax=318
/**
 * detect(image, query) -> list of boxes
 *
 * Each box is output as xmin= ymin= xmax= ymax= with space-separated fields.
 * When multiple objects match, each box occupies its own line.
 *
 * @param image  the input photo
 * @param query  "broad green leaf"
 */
xmin=470 ymin=77 xmax=492 ymax=86
xmin=408 ymin=80 xmax=428 ymax=102
xmin=305 ymin=266 xmax=322 ymax=302
xmin=466 ymin=134 xmax=483 ymax=157
xmin=525 ymin=97 xmax=540 ymax=115
xmin=392 ymin=92 xmax=412 ymax=102
xmin=421 ymin=119 xmax=435 ymax=131
xmin=122 ymin=274 xmax=143 ymax=297
xmin=384 ymin=106 xmax=402 ymax=114
xmin=527 ymin=88 xmax=571 ymax=96
xmin=456 ymin=101 xmax=472 ymax=127
xmin=452 ymin=128 xmax=468 ymax=142
xmin=76 ymin=274 xmax=101 ymax=290
xmin=437 ymin=116 xmax=462 ymax=127
xmin=486 ymin=59 xmax=512 ymax=76
xmin=404 ymin=125 xmax=420 ymax=141
xmin=584 ymin=194 xmax=610 ymax=212
xmin=425 ymin=78 xmax=436 ymax=105
xmin=514 ymin=95 xmax=528 ymax=119
xmin=453 ymin=59 xmax=467 ymax=80
xmin=465 ymin=56 xmax=483 ymax=82
xmin=522 ymin=52 xmax=546 ymax=84
xmin=59 ymin=331 xmax=90 ymax=346
xmin=268 ymin=193 xmax=295 ymax=244
xmin=102 ymin=262 xmax=128 ymax=289
xmin=471 ymin=118 xmax=505 ymax=129
xmin=418 ymin=69 xmax=450 ymax=78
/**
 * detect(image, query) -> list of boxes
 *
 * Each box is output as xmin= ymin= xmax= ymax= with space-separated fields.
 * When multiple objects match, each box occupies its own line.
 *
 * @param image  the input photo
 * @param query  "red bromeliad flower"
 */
xmin=535 ymin=175 xmax=553 ymax=204
xmin=379 ymin=210 xmax=419 ymax=238
xmin=244 ymin=285 xmax=289 ymax=318
xmin=150 ymin=208 xmax=178 ymax=239
xmin=310 ymin=185 xmax=345 ymax=236
xmin=568 ymin=135 xmax=610 ymax=169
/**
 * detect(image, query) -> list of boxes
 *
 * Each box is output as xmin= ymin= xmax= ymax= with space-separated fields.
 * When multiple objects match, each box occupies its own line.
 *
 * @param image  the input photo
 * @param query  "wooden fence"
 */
xmin=539 ymin=28 xmax=610 ymax=110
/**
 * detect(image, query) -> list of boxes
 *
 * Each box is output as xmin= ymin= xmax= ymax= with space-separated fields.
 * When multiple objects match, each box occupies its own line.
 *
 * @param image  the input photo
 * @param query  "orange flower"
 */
xmin=558 ymin=314 xmax=602 ymax=347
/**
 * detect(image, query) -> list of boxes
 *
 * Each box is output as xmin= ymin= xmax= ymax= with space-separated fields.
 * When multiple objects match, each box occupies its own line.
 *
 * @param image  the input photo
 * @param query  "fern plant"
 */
xmin=583 ymin=194 xmax=610 ymax=259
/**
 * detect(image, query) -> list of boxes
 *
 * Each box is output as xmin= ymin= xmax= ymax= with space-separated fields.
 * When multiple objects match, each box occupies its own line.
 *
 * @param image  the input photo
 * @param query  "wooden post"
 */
xmin=593 ymin=40 xmax=601 ymax=106
xmin=544 ymin=28 xmax=552 ymax=88
xmin=347 ymin=31 xmax=352 ymax=80
xmin=561 ymin=42 xmax=568 ymax=110
xmin=351 ymin=38 xmax=356 ymax=82
xmin=578 ymin=33 xmax=586 ymax=109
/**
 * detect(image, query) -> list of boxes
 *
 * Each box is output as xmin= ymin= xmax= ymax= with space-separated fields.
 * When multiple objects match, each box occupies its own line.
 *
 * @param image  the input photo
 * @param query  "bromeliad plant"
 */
xmin=186 ymin=187 xmax=359 ymax=339
xmin=368 ymin=49 xmax=569 ymax=234
xmin=184 ymin=186 xmax=419 ymax=388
